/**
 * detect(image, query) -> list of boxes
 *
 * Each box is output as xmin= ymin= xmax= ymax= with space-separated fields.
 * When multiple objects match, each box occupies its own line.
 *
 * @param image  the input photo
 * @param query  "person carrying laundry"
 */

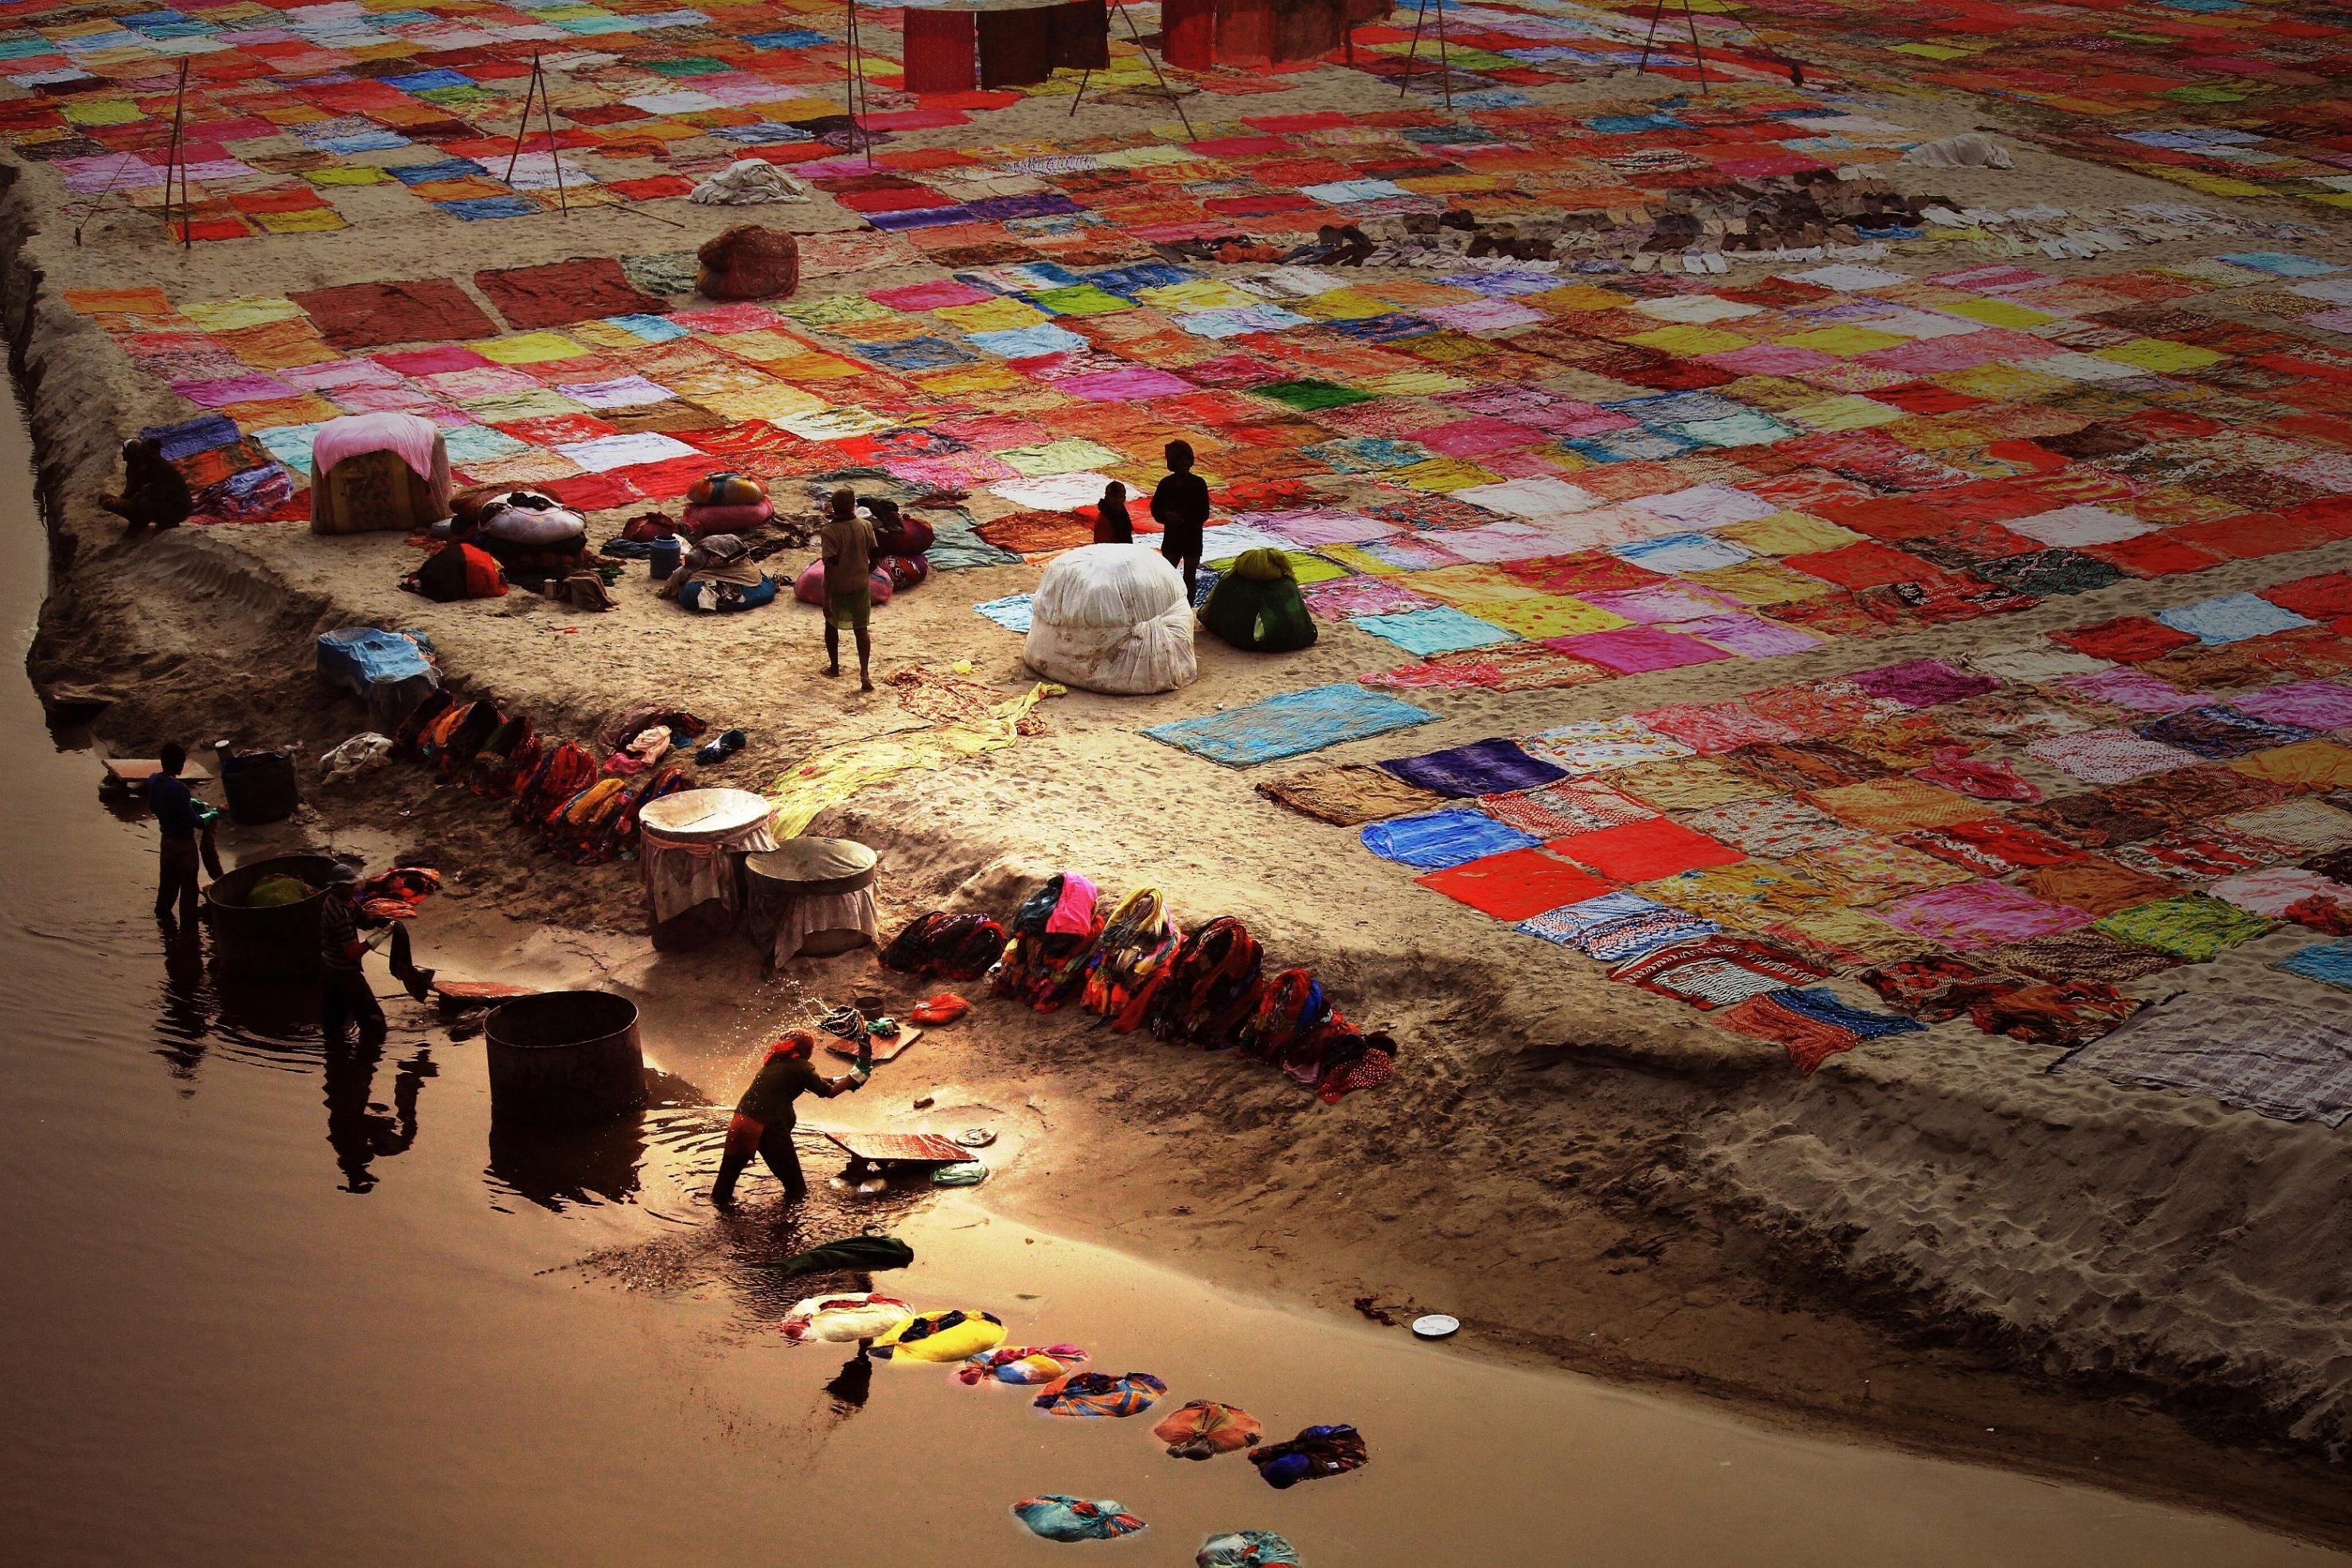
xmin=319 ymin=863 xmax=436 ymax=1046
xmin=712 ymin=1029 xmax=870 ymax=1207
xmin=818 ymin=488 xmax=878 ymax=692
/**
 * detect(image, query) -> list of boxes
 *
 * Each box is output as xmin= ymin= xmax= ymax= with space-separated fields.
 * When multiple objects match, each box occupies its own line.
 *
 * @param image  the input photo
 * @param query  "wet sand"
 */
xmin=3 ymin=394 xmax=2346 ymax=1565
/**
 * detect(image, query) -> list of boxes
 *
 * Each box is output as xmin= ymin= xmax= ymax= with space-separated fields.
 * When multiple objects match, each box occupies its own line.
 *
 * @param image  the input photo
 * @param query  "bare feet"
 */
xmin=860 ymin=677 xmax=874 ymax=692
xmin=823 ymin=664 xmax=841 ymax=678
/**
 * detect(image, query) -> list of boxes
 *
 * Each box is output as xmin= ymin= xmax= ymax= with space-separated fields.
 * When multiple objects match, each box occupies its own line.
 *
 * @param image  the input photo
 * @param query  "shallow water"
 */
xmin=2 ymin=394 xmax=2344 ymax=1566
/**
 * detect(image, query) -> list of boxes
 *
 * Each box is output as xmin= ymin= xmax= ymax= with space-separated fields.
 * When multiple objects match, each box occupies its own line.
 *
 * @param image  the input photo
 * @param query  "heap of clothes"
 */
xmin=406 ymin=486 xmax=611 ymax=606
xmin=394 ymin=692 xmax=710 ymax=865
xmin=883 ymin=873 xmax=1396 ymax=1103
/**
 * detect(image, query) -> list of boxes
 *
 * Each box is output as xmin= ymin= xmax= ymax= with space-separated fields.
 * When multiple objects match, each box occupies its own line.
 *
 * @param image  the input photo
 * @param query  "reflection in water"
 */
xmin=486 ymin=1112 xmax=648 ymax=1213
xmin=323 ymin=1040 xmax=435 ymax=1196
xmin=823 ymin=1350 xmax=872 ymax=1413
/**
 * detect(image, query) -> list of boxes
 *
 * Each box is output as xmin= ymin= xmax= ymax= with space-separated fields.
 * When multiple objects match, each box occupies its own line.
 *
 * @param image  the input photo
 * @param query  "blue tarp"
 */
xmin=1360 ymin=809 xmax=1538 ymax=869
xmin=1144 ymin=682 xmax=1435 ymax=768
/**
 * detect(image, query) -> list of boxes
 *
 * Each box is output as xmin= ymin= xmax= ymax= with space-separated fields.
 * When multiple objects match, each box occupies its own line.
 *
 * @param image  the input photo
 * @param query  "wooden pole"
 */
xmin=540 ymin=60 xmax=568 ymax=213
xmin=1683 ymin=0 xmax=1710 ymax=91
xmin=1398 ymin=0 xmax=1427 ymax=98
xmin=1434 ymin=0 xmax=1450 ymax=110
xmin=167 ymin=58 xmax=189 ymax=248
xmin=502 ymin=53 xmax=542 ymax=184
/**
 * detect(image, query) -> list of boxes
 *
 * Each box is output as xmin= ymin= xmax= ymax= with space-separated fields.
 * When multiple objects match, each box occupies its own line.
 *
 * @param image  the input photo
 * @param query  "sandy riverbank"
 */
xmin=6 ymin=43 xmax=2351 ymax=1547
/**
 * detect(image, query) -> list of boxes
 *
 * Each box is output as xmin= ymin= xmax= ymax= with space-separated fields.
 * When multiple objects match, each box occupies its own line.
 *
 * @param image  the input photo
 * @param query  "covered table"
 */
xmin=895 ymin=0 xmax=1109 ymax=91
xmin=638 ymin=788 xmax=778 ymax=950
xmin=746 ymin=837 xmax=883 ymax=962
xmin=1160 ymin=0 xmax=1388 ymax=68
xmin=310 ymin=412 xmax=452 ymax=536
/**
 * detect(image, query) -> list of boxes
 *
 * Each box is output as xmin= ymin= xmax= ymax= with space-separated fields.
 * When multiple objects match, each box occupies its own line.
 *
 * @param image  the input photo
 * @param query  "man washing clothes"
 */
xmin=712 ymin=1029 xmax=870 ymax=1207
xmin=146 ymin=741 xmax=204 ymax=927
xmin=319 ymin=863 xmax=435 ymax=1047
xmin=819 ymin=488 xmax=877 ymax=692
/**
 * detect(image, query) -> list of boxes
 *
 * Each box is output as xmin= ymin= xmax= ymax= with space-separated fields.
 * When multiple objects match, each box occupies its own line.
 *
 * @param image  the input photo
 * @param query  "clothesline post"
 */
xmin=1636 ymin=0 xmax=1711 ymax=92
xmin=1395 ymin=0 xmax=1453 ymax=111
xmin=1070 ymin=0 xmax=1196 ymax=142
xmin=541 ymin=57 xmax=569 ymax=213
xmin=844 ymin=0 xmax=875 ymax=167
xmin=166 ymin=58 xmax=189 ymax=248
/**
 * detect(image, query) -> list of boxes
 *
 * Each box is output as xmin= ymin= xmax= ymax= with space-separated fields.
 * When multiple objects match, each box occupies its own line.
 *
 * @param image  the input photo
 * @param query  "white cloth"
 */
xmin=641 ymin=818 xmax=778 ymax=925
xmin=318 ymin=732 xmax=394 ymax=784
xmin=774 ymin=887 xmax=882 ymax=963
xmin=688 ymin=158 xmax=812 ymax=205
xmin=1023 ymin=544 xmax=1197 ymax=695
xmin=1902 ymin=133 xmax=2014 ymax=170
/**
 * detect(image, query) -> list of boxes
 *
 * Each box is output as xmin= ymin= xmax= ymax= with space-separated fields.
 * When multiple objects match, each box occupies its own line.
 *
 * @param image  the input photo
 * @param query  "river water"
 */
xmin=2 ymin=389 xmax=2342 ymax=1567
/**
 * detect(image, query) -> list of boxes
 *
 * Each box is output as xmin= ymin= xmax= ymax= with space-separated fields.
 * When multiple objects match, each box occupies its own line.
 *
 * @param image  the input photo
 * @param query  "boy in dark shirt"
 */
xmin=712 ymin=1030 xmax=868 ymax=1207
xmin=146 ymin=741 xmax=202 ymax=926
xmin=1149 ymin=440 xmax=1210 ymax=599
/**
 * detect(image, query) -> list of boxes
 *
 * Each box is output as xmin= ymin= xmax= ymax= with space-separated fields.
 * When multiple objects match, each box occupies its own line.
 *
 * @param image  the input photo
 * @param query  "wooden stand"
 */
xmin=1069 ymin=0 xmax=1196 ymax=142
xmin=1636 ymin=0 xmax=1711 ymax=92
xmin=166 ymin=59 xmax=190 ymax=248
xmin=841 ymin=0 xmax=876 ymax=166
xmin=1395 ymin=0 xmax=1453 ymax=110
xmin=501 ymin=52 xmax=570 ymax=212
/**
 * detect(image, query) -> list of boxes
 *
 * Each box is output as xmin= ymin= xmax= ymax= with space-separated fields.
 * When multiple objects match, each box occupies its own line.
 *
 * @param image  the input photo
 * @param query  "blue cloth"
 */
xmin=1379 ymin=738 xmax=1566 ymax=798
xmin=316 ymin=627 xmax=433 ymax=698
xmin=142 ymin=413 xmax=241 ymax=462
xmin=973 ymin=594 xmax=1034 ymax=632
xmin=1770 ymin=987 xmax=1925 ymax=1040
xmin=146 ymin=771 xmax=200 ymax=841
xmin=1145 ymin=683 xmax=1435 ymax=768
xmin=1361 ymin=809 xmax=1538 ymax=869
xmin=2155 ymin=594 xmax=2313 ymax=645
xmin=676 ymin=575 xmax=778 ymax=612
xmin=1012 ymin=1496 xmax=1144 ymax=1543
xmin=1351 ymin=605 xmax=1515 ymax=657
xmin=1519 ymin=891 xmax=1718 ymax=961
xmin=2277 ymin=942 xmax=2352 ymax=992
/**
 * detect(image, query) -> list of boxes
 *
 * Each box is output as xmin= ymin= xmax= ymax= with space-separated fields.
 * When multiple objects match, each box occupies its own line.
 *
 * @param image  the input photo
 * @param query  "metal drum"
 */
xmin=485 ymin=991 xmax=647 ymax=1125
xmin=202 ymin=852 xmax=341 ymax=981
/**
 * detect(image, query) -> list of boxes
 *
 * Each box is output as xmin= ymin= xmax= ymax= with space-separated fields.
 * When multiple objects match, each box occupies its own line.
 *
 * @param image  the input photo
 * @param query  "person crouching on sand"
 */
xmin=819 ymin=488 xmax=876 ymax=692
xmin=101 ymin=436 xmax=192 ymax=534
xmin=712 ymin=1030 xmax=869 ymax=1207
xmin=1092 ymin=480 xmax=1133 ymax=545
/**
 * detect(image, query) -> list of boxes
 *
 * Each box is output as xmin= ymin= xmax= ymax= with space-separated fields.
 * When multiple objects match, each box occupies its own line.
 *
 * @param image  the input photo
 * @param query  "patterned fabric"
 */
xmin=1808 ymin=777 xmax=1984 ymax=833
xmin=1881 ymin=880 xmax=2093 ymax=950
xmin=1686 ymin=795 xmax=1862 ymax=859
xmin=2027 ymin=729 xmax=2201 ymax=785
xmin=1609 ymin=935 xmax=1830 ymax=1010
xmin=1480 ymin=781 xmax=1655 ymax=838
xmin=1645 ymin=860 xmax=1846 ymax=930
xmin=1978 ymin=929 xmax=2180 ymax=985
xmin=1523 ymin=717 xmax=1692 ymax=775
xmin=2056 ymin=992 xmax=2352 ymax=1125
xmin=2094 ymin=893 xmax=2273 ymax=961
xmin=1609 ymin=756 xmax=1775 ymax=812
xmin=1792 ymin=837 xmax=1971 ymax=907
xmin=1717 ymin=985 xmax=1925 ymax=1074
xmin=1518 ymin=891 xmax=1718 ymax=962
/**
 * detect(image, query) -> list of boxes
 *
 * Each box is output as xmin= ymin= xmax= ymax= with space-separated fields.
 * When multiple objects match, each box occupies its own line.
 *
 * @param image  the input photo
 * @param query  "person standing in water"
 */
xmin=819 ymin=488 xmax=878 ymax=692
xmin=1092 ymin=479 xmax=1133 ymax=545
xmin=146 ymin=741 xmax=203 ymax=927
xmin=712 ymin=1030 xmax=869 ymax=1207
xmin=1150 ymin=440 xmax=1209 ymax=599
xmin=318 ymin=862 xmax=435 ymax=1047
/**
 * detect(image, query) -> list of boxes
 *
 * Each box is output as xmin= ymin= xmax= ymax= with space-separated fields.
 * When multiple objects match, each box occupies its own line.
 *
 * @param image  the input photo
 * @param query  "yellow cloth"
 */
xmin=766 ymin=685 xmax=1063 ymax=838
xmin=872 ymin=1309 xmax=1006 ymax=1363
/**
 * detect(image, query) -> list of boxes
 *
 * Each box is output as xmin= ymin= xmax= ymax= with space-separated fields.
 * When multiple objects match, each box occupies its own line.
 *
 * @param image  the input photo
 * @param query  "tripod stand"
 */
xmin=1070 ymin=0 xmax=1197 ymax=142
xmin=501 ymin=53 xmax=570 ymax=213
xmin=1394 ymin=0 xmax=1455 ymax=110
xmin=1636 ymin=0 xmax=1710 ymax=90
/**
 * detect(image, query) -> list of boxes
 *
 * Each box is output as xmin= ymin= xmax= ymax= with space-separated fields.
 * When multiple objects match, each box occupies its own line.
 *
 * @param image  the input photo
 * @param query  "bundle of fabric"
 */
xmin=403 ymin=540 xmax=506 ymax=602
xmin=310 ymin=412 xmax=451 ymax=536
xmin=781 ymin=1293 xmax=915 ymax=1344
xmin=602 ymin=766 xmax=692 ymax=860
xmin=690 ymin=162 xmax=811 ymax=205
xmin=467 ymin=714 xmax=538 ymax=797
xmin=868 ymin=1308 xmax=1005 ymax=1363
xmin=793 ymin=559 xmax=895 ymax=609
xmin=873 ymin=510 xmax=936 ymax=558
xmin=957 ymin=1344 xmax=1086 ymax=1386
xmin=1238 ymin=968 xmax=1331 ymax=1063
xmin=1155 ymin=1400 xmax=1263 ymax=1460
xmin=463 ymin=489 xmax=588 ymax=564
xmin=513 ymin=740 xmax=598 ymax=825
xmin=1144 ymin=915 xmax=1266 ymax=1047
xmin=603 ymin=724 xmax=673 ymax=776
xmin=1033 ymin=1371 xmax=1167 ymax=1418
xmin=660 ymin=533 xmax=778 ymax=613
xmin=989 ymin=872 xmax=1104 ymax=1012
xmin=1024 ymin=544 xmax=1197 ymax=695
xmin=392 ymin=687 xmax=456 ymax=759
xmin=696 ymin=222 xmax=801 ymax=298
xmin=1249 ymin=1424 xmax=1367 ymax=1488
xmin=881 ymin=911 xmax=1009 ymax=980
xmin=1197 ymin=1531 xmax=1301 ymax=1567
xmin=777 ymin=1235 xmax=914 ymax=1275
xmin=543 ymin=776 xmax=632 ymax=860
xmin=1297 ymin=1021 xmax=1397 ymax=1103
xmin=1011 ymin=1496 xmax=1145 ymax=1544
xmin=1199 ymin=548 xmax=1318 ymax=653
xmin=355 ymin=866 xmax=441 ymax=922
xmin=876 ymin=553 xmax=928 ymax=593
xmin=682 ymin=471 xmax=773 ymax=537
xmin=606 ymin=705 xmax=707 ymax=753
xmin=1083 ymin=887 xmax=1181 ymax=1025
xmin=419 ymin=699 xmax=502 ymax=778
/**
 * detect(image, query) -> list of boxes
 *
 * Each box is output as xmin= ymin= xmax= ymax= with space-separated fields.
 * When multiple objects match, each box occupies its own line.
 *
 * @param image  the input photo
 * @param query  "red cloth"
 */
xmin=903 ymin=8 xmax=975 ymax=92
xmin=978 ymin=7 xmax=1055 ymax=85
xmin=1162 ymin=0 xmax=1215 ymax=67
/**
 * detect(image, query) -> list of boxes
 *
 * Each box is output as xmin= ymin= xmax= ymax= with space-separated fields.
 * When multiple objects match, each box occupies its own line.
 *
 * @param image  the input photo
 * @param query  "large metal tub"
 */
xmin=485 ymin=991 xmax=647 ymax=1126
xmin=203 ymin=853 xmax=341 ymax=981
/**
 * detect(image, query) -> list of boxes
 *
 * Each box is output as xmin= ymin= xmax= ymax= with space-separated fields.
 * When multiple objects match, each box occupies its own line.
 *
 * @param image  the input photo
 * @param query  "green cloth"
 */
xmin=1199 ymin=552 xmax=1318 ymax=653
xmin=246 ymin=875 xmax=314 ymax=908
xmin=778 ymin=1235 xmax=915 ymax=1274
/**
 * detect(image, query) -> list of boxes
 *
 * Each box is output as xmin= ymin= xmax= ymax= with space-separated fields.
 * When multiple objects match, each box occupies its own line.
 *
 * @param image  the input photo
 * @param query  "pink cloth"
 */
xmin=1046 ymin=872 xmax=1099 ymax=938
xmin=312 ymin=412 xmax=442 ymax=483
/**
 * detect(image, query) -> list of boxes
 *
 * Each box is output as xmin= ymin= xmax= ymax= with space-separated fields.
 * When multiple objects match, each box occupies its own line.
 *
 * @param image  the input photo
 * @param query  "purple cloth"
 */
xmin=1379 ymin=738 xmax=1567 ymax=798
xmin=1847 ymin=658 xmax=1997 ymax=708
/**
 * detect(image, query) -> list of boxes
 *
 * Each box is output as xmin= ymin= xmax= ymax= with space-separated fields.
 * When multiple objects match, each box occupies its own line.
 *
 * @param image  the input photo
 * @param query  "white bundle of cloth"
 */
xmin=689 ymin=159 xmax=813 ymax=205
